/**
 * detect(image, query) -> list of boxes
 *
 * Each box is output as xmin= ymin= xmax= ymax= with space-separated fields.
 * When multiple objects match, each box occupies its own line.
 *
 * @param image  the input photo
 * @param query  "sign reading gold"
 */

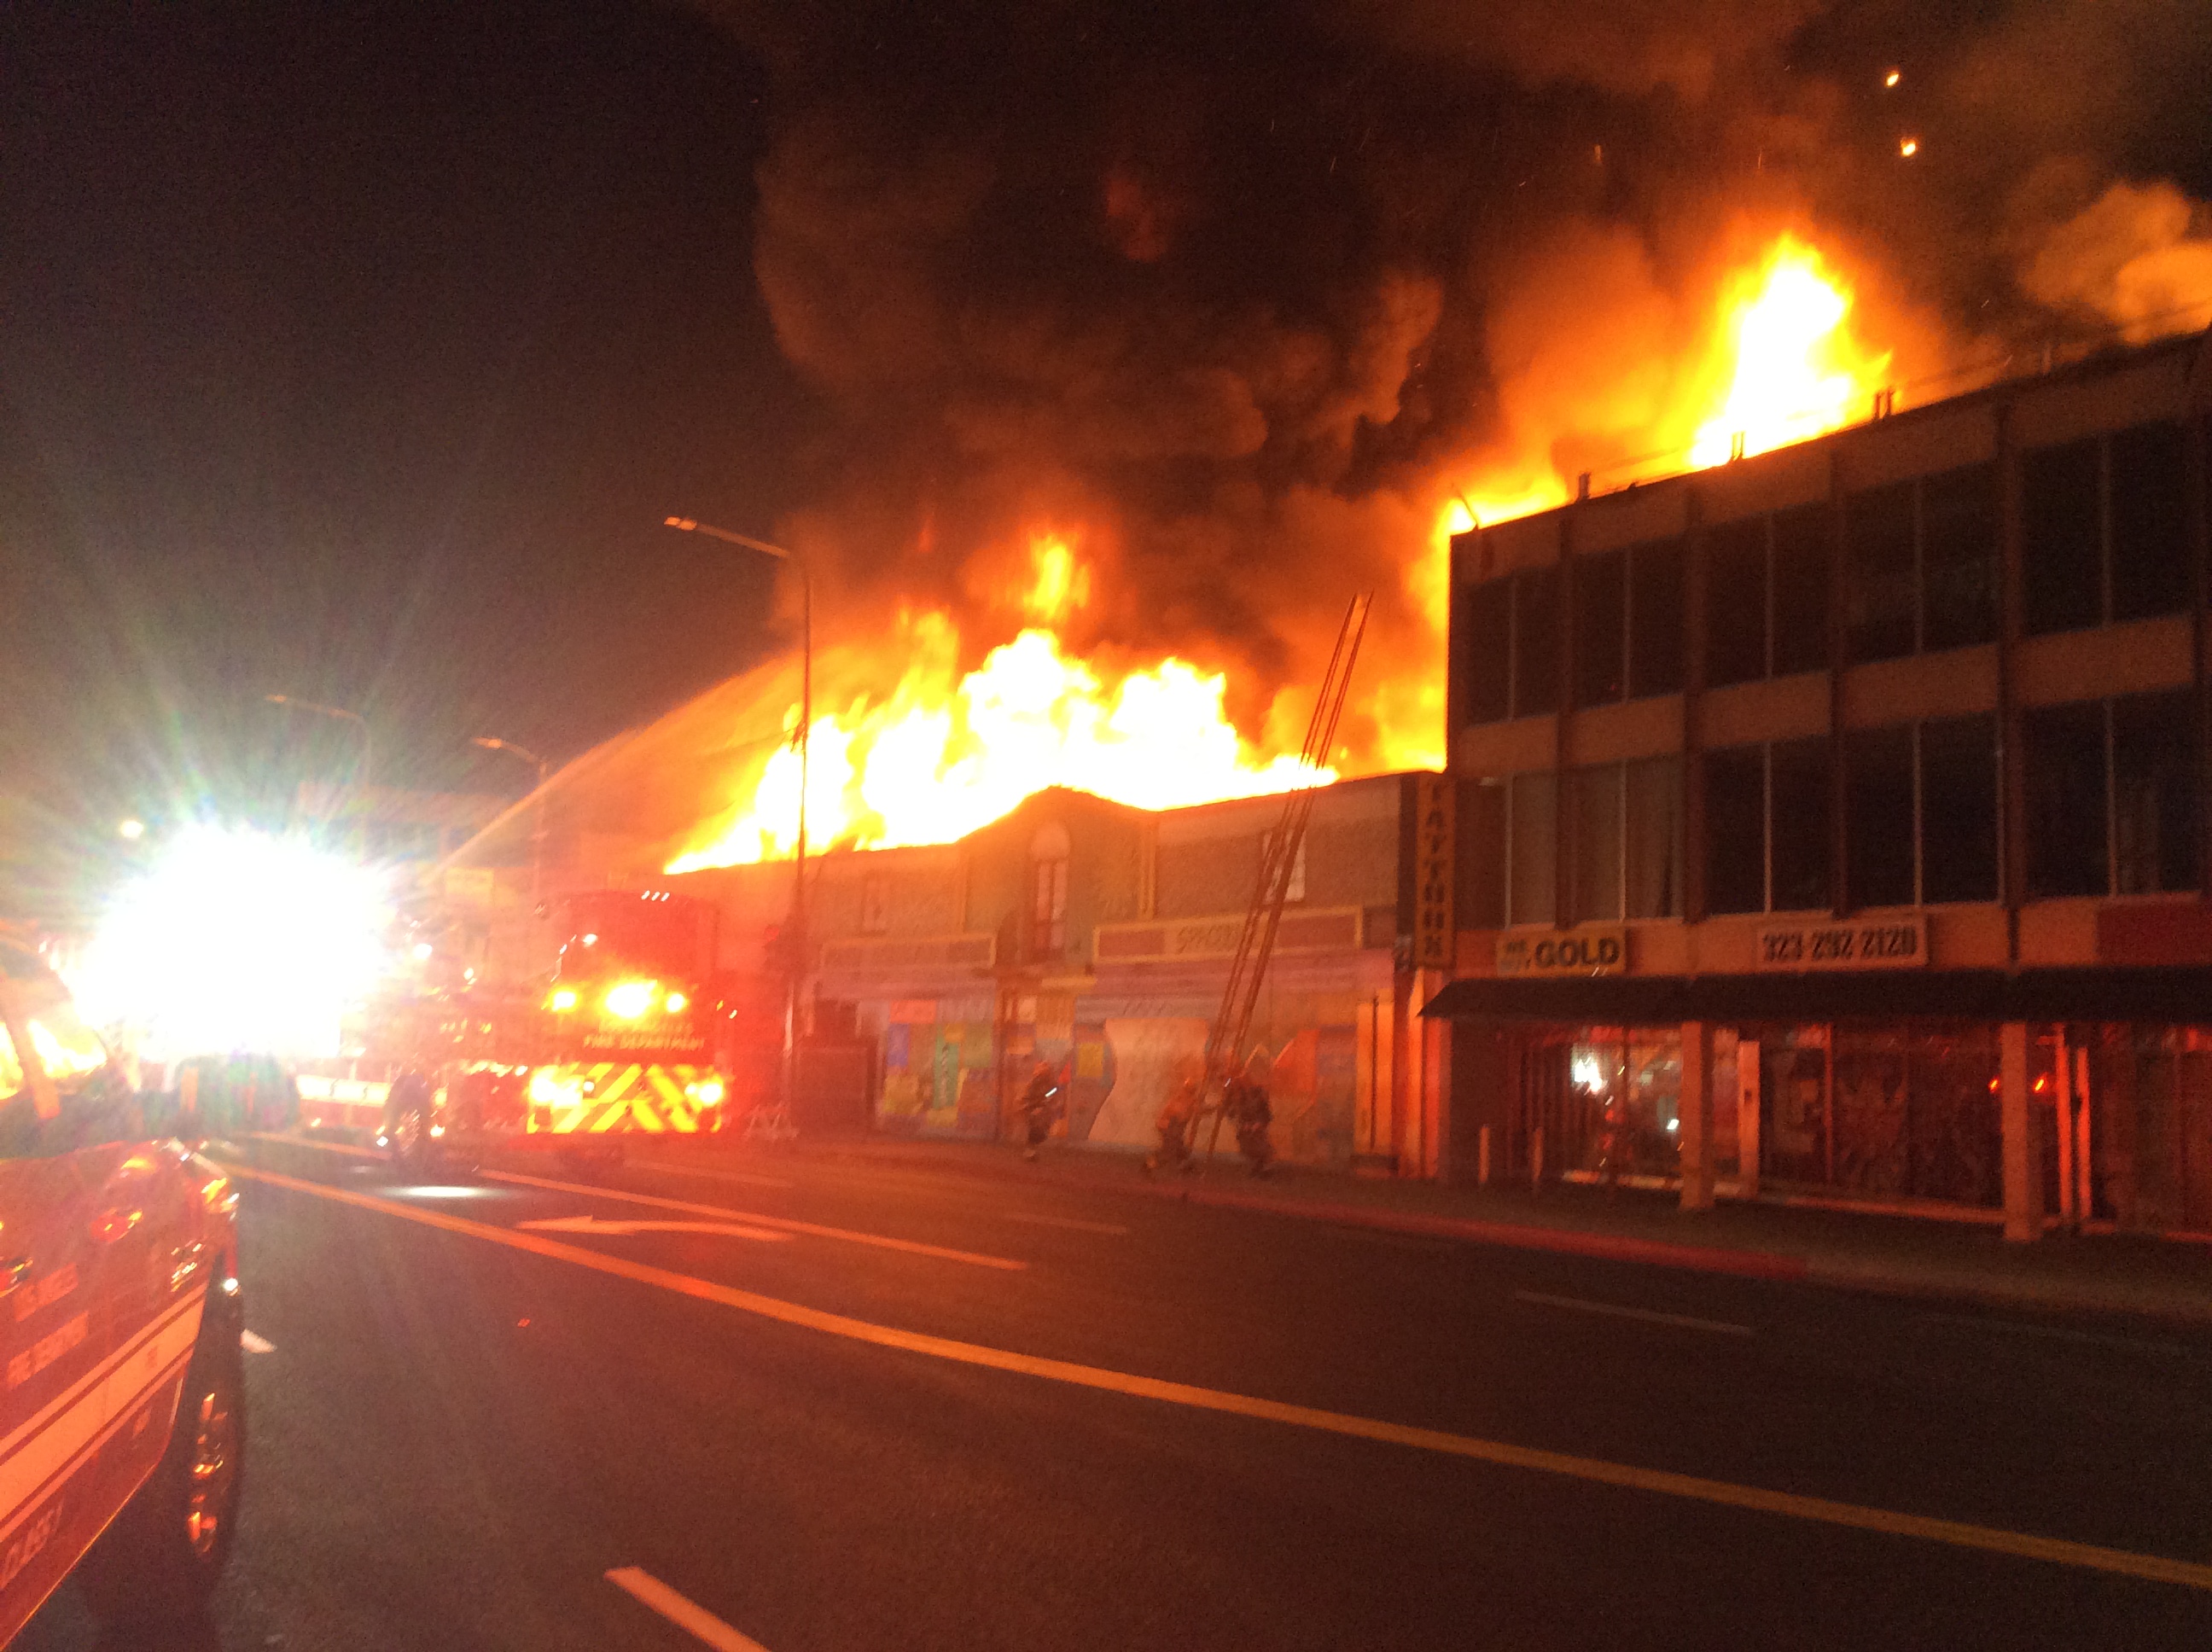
xmin=1495 ymin=927 xmax=1627 ymax=977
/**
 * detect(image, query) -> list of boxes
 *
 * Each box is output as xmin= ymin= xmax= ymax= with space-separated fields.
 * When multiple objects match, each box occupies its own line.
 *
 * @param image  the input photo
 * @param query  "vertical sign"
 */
xmin=1411 ymin=774 xmax=1456 ymax=969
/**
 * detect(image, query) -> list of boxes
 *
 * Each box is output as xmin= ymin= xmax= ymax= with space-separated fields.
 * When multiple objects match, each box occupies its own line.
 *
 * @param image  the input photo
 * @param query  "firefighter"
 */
xmin=1225 ymin=1052 xmax=1274 ymax=1177
xmin=380 ymin=1066 xmax=435 ymax=1158
xmin=1018 ymin=1061 xmax=1059 ymax=1161
xmin=1145 ymin=1073 xmax=1201 ymax=1177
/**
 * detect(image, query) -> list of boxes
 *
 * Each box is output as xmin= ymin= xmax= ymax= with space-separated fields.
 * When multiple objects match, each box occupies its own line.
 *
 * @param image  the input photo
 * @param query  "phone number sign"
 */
xmin=1754 ymin=916 xmax=1926 ymax=972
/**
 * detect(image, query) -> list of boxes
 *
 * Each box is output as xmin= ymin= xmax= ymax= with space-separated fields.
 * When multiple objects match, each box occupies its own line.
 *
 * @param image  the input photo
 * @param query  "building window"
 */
xmin=859 ymin=874 xmax=889 ymax=935
xmin=1572 ymin=550 xmax=1627 ymax=708
xmin=1844 ymin=716 xmax=1998 ymax=909
xmin=1844 ymin=464 xmax=1999 ymax=661
xmin=1464 ymin=578 xmax=1511 ymax=724
xmin=1029 ymin=824 xmax=1070 ymax=956
xmin=1702 ymin=506 xmax=1832 ymax=689
xmin=1919 ymin=715 xmax=2000 ymax=904
xmin=1564 ymin=758 xmax=1684 ymax=923
xmin=2025 ymin=689 xmax=2200 ymax=899
xmin=1513 ymin=565 xmax=1561 ymax=716
xmin=1702 ymin=738 xmax=1831 ymax=915
xmin=2023 ymin=422 xmax=2192 ymax=636
xmin=1458 ymin=778 xmax=1507 ymax=929
xmin=1627 ymin=538 xmax=1685 ymax=698
xmin=1506 ymin=771 xmax=1557 ymax=926
xmin=1284 ymin=834 xmax=1307 ymax=904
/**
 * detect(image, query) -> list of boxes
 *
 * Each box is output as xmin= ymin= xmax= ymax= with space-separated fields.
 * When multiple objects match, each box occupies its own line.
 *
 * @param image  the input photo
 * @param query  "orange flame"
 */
xmin=673 ymin=231 xmax=1906 ymax=874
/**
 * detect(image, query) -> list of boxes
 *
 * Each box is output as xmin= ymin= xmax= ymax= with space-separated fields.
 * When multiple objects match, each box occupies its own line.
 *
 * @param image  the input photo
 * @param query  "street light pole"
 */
xmin=265 ymin=695 xmax=373 ymax=811
xmin=470 ymin=736 xmax=550 ymax=916
xmin=662 ymin=515 xmax=812 ymax=1127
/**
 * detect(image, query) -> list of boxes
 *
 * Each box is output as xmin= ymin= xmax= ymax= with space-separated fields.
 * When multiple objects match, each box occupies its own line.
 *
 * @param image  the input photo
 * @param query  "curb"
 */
xmin=642 ymin=1136 xmax=2212 ymax=1329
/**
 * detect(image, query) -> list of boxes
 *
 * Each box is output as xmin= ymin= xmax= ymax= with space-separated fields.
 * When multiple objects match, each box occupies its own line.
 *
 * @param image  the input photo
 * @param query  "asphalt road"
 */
xmin=20 ymin=1131 xmax=2212 ymax=1650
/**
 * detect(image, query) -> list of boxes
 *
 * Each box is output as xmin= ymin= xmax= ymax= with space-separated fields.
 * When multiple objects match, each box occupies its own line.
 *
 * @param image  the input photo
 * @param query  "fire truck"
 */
xmin=311 ymin=887 xmax=738 ymax=1166
xmin=518 ymin=887 xmax=731 ymax=1143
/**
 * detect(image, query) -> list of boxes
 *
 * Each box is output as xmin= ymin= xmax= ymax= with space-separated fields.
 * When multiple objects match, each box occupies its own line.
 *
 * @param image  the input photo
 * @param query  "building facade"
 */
xmin=671 ymin=776 xmax=1454 ymax=1173
xmin=1429 ymin=327 xmax=2212 ymax=1238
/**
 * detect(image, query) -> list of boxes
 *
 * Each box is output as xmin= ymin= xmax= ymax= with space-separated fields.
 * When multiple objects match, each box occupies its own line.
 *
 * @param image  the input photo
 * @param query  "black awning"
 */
xmin=1421 ymin=967 xmax=2212 ymax=1026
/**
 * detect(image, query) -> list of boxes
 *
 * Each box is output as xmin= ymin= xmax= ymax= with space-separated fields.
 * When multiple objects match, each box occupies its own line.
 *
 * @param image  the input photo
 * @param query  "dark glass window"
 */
xmin=1627 ymin=538 xmax=1685 ymax=697
xmin=1846 ymin=726 xmax=1915 ymax=908
xmin=1770 ymin=503 xmax=1831 ymax=676
xmin=2023 ymin=701 xmax=2108 ymax=897
xmin=1572 ymin=550 xmax=1627 ymax=707
xmin=1846 ymin=481 xmax=1916 ymax=661
xmin=1920 ymin=714 xmax=1998 ymax=904
xmin=1624 ymin=757 xmax=1683 ymax=919
xmin=1464 ymin=578 xmax=1511 ymax=724
xmin=2112 ymin=689 xmax=2199 ymax=893
xmin=1508 ymin=771 xmax=1557 ymax=925
xmin=1769 ymin=736 xmax=1831 ymax=911
xmin=2109 ymin=422 xmax=2192 ymax=623
xmin=1921 ymin=465 xmax=1999 ymax=649
xmin=1569 ymin=765 xmax=1622 ymax=922
xmin=1703 ymin=747 xmax=1766 ymax=915
xmin=1704 ymin=519 xmax=1768 ymax=687
xmin=1513 ymin=567 xmax=1560 ymax=717
xmin=1457 ymin=777 xmax=1507 ymax=928
xmin=2021 ymin=439 xmax=2103 ymax=636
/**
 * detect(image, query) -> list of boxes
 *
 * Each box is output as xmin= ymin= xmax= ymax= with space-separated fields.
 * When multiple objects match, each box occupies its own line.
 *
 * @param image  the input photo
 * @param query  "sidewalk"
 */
xmin=644 ymin=1130 xmax=2212 ymax=1332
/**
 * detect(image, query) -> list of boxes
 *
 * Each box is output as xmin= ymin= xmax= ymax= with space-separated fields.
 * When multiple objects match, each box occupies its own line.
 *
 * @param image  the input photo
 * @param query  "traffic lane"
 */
xmin=156 ymin=1178 xmax=2212 ymax=1649
xmin=228 ymin=1159 xmax=2212 ymax=1583
xmin=226 ymin=1138 xmax=2212 ymax=1567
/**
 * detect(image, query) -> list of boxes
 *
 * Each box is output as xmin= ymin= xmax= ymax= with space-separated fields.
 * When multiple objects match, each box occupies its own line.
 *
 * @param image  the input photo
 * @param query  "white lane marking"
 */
xmin=519 ymin=1217 xmax=792 ymax=1242
xmin=486 ymin=1168 xmax=1027 ymax=1271
xmin=994 ymin=1210 xmax=1130 ymax=1236
xmin=611 ymin=1157 xmax=795 ymax=1191
xmin=1515 ymin=1290 xmax=1755 ymax=1338
xmin=606 ymin=1567 xmax=771 ymax=1651
xmin=1910 ymin=1311 xmax=2199 ymax=1361
xmin=233 ymin=1163 xmax=2212 ymax=1596
xmin=252 ymin=1131 xmax=383 ymax=1160
xmin=241 ymin=1329 xmax=276 ymax=1353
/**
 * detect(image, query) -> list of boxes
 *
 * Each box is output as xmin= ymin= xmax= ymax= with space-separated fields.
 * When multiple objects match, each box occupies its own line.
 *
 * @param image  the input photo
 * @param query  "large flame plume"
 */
xmin=672 ymin=229 xmax=1906 ymax=872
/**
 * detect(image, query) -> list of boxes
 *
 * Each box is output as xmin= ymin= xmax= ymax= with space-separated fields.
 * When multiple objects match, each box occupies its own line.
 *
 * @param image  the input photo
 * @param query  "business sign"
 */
xmin=818 ymin=934 xmax=997 ymax=974
xmin=1409 ymin=774 xmax=1456 ymax=969
xmin=1495 ymin=926 xmax=1627 ymax=977
xmin=1753 ymin=915 xmax=1926 ymax=972
xmin=1093 ymin=906 xmax=1363 ymax=963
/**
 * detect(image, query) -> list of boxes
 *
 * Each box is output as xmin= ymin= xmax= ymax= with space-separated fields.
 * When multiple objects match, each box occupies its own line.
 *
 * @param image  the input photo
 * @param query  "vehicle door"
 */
xmin=15 ymin=983 xmax=207 ymax=1533
xmin=0 ymin=985 xmax=112 ymax=1643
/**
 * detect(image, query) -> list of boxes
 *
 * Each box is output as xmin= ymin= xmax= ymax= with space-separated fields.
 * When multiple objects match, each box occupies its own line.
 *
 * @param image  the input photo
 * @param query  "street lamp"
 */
xmin=265 ymin=694 xmax=373 ymax=803
xmin=662 ymin=515 xmax=812 ymax=1128
xmin=471 ymin=736 xmax=550 ymax=916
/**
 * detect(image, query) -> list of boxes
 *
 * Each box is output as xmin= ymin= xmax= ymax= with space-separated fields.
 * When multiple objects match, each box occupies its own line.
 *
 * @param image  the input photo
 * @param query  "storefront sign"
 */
xmin=1409 ymin=774 xmax=1456 ymax=969
xmin=1495 ymin=927 xmax=1626 ymax=977
xmin=818 ymin=934 xmax=996 ymax=974
xmin=1753 ymin=915 xmax=1926 ymax=972
xmin=1094 ymin=907 xmax=1362 ymax=963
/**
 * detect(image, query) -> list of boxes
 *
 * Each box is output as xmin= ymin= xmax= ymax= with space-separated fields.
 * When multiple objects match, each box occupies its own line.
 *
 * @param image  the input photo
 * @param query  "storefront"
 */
xmin=1429 ymin=967 xmax=2212 ymax=1236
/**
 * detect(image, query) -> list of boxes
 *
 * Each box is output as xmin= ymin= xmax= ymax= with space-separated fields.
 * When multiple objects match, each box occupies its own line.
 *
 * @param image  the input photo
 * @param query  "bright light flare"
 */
xmin=602 ymin=980 xmax=657 ymax=1019
xmin=1899 ymin=137 xmax=1919 ymax=158
xmin=70 ymin=825 xmax=393 ymax=1062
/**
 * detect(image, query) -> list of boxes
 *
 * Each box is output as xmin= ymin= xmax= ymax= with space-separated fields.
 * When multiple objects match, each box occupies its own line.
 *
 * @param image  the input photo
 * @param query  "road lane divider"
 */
xmin=486 ymin=1167 xmax=1027 ymax=1271
xmin=241 ymin=1329 xmax=277 ymax=1353
xmin=606 ymin=1567 xmax=771 ymax=1651
xmin=520 ymin=1216 xmax=793 ymax=1243
xmin=1514 ymin=1290 xmax=1756 ymax=1339
xmin=606 ymin=1157 xmax=796 ymax=1190
xmin=224 ymin=1161 xmax=2212 ymax=1596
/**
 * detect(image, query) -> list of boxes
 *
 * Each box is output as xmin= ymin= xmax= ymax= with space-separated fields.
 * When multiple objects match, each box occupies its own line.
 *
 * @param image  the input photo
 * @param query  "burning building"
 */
xmin=1429 ymin=323 xmax=2212 ymax=1239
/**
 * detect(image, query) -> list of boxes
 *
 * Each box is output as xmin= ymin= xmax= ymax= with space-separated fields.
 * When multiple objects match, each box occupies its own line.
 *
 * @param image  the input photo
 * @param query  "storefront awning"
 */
xmin=1421 ymin=967 xmax=2212 ymax=1026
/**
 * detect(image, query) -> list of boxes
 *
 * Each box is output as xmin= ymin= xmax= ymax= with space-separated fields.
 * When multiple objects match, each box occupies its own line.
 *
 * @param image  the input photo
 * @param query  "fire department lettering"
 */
xmin=5 ymin=1312 xmax=88 ymax=1390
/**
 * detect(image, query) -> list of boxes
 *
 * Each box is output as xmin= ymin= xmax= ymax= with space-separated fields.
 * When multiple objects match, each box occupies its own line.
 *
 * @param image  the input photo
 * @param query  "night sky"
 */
xmin=4 ymin=1 xmax=2209 ymax=918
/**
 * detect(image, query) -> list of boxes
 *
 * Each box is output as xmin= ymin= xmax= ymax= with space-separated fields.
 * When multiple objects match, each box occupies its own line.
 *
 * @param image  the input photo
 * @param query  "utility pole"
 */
xmin=662 ymin=515 xmax=810 ymax=1136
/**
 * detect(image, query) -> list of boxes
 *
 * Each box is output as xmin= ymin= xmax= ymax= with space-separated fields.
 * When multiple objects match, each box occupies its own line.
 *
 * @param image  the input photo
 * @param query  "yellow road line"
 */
xmin=224 ymin=1161 xmax=2212 ymax=1596
xmin=485 ymin=1167 xmax=1027 ymax=1272
xmin=606 ymin=1566 xmax=770 ymax=1651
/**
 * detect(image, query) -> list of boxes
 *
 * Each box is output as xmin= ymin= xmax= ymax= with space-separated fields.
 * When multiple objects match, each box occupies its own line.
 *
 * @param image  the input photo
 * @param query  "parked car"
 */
xmin=0 ymin=939 xmax=244 ymax=1639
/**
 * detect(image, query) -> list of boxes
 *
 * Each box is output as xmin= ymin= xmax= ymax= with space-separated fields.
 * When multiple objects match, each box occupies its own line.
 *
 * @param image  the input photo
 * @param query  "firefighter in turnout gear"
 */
xmin=1226 ymin=1051 xmax=1275 ymax=1177
xmin=1145 ymin=1070 xmax=1201 ymax=1176
xmin=1018 ymin=1061 xmax=1060 ymax=1160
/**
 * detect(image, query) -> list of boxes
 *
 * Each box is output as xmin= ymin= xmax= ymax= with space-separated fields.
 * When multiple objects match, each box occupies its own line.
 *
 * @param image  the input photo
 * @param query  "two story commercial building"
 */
xmin=1428 ymin=327 xmax=2212 ymax=1239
